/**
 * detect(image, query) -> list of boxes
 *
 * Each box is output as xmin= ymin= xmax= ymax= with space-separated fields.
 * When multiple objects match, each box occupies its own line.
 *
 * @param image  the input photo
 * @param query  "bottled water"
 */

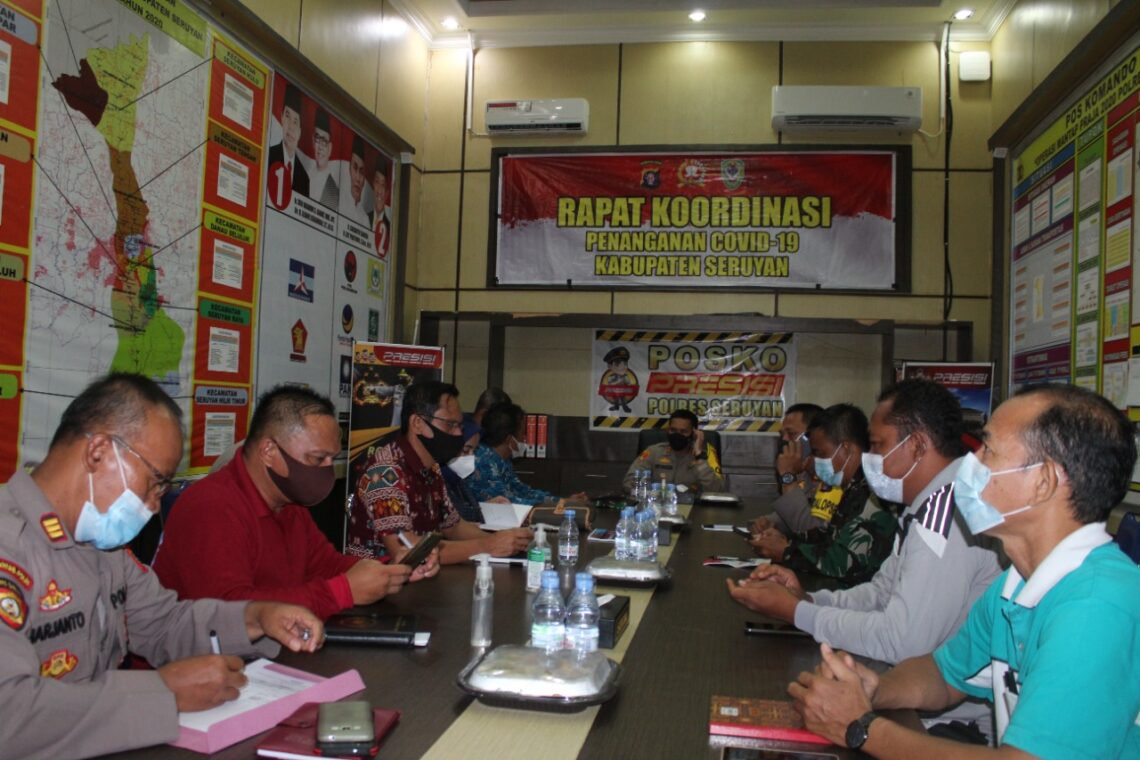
xmin=531 ymin=570 xmax=566 ymax=652
xmin=644 ymin=485 xmax=662 ymax=521
xmin=614 ymin=507 xmax=636 ymax=561
xmin=634 ymin=510 xmax=658 ymax=563
xmin=663 ymin=483 xmax=679 ymax=516
xmin=633 ymin=467 xmax=650 ymax=502
xmin=525 ymin=525 xmax=551 ymax=591
xmin=558 ymin=509 xmax=579 ymax=566
xmin=565 ymin=572 xmax=600 ymax=654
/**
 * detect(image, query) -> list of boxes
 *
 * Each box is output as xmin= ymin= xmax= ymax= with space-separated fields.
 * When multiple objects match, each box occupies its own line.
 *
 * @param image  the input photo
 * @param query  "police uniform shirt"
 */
xmin=0 ymin=470 xmax=273 ymax=759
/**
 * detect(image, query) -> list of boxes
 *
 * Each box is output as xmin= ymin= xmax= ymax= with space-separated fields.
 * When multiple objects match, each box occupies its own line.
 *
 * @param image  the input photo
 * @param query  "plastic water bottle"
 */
xmin=614 ymin=507 xmax=636 ymax=561
xmin=635 ymin=467 xmax=651 ymax=502
xmin=565 ymin=572 xmax=600 ymax=654
xmin=531 ymin=570 xmax=566 ymax=652
xmin=525 ymin=525 xmax=551 ymax=592
xmin=558 ymin=509 xmax=579 ymax=566
xmin=635 ymin=510 xmax=658 ymax=563
xmin=644 ymin=485 xmax=662 ymax=521
xmin=470 ymin=554 xmax=493 ymax=648
xmin=663 ymin=483 xmax=679 ymax=517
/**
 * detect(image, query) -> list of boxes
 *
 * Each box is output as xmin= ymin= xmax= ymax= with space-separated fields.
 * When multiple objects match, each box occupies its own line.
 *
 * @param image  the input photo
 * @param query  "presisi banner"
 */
xmin=346 ymin=342 xmax=444 ymax=503
xmin=902 ymin=361 xmax=994 ymax=428
xmin=493 ymin=149 xmax=904 ymax=290
xmin=591 ymin=330 xmax=796 ymax=433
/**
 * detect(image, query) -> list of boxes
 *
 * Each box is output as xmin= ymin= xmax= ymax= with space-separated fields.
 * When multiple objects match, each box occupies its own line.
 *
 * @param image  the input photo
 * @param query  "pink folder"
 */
xmin=172 ymin=662 xmax=366 ymax=754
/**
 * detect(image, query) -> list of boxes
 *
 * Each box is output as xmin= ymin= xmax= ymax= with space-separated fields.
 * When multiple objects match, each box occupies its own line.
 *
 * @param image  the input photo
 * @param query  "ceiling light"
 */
xmin=689 ymin=10 xmax=706 ymax=22
xmin=441 ymin=16 xmax=460 ymax=31
xmin=953 ymin=8 xmax=974 ymax=20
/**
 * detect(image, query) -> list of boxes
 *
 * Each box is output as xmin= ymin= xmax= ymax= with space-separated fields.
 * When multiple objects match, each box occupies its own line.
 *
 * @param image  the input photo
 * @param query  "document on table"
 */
xmin=479 ymin=502 xmax=532 ymax=530
xmin=178 ymin=659 xmax=320 ymax=732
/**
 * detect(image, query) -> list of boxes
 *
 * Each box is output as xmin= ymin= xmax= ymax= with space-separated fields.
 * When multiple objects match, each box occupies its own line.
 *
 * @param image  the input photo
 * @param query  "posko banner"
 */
xmin=591 ymin=330 xmax=797 ymax=433
xmin=493 ymin=149 xmax=904 ymax=290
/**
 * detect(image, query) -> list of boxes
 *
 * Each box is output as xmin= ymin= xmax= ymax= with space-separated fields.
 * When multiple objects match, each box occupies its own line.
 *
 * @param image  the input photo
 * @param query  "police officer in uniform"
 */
xmin=622 ymin=409 xmax=726 ymax=494
xmin=0 ymin=374 xmax=324 ymax=759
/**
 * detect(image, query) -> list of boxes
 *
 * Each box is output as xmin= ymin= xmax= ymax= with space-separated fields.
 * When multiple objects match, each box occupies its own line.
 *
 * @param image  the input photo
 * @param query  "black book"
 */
xmin=324 ymin=612 xmax=424 ymax=646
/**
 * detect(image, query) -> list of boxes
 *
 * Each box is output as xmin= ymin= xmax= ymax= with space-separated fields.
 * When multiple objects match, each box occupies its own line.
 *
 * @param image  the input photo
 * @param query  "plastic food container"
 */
xmin=457 ymin=645 xmax=620 ymax=712
xmin=586 ymin=556 xmax=672 ymax=586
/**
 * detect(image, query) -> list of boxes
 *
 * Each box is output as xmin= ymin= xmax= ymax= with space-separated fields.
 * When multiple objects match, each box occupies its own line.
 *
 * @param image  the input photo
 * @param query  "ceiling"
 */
xmin=389 ymin=0 xmax=1017 ymax=48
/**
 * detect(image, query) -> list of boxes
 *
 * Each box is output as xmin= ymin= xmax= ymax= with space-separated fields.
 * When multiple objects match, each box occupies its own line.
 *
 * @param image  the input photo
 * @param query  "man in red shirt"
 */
xmin=154 ymin=386 xmax=437 ymax=619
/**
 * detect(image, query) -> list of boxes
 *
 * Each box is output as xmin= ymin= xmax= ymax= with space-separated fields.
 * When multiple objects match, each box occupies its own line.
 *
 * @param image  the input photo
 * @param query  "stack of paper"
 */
xmin=479 ymin=502 xmax=532 ymax=530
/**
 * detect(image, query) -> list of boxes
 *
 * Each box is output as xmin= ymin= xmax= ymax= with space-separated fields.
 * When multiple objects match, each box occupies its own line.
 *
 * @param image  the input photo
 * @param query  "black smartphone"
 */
xmin=316 ymin=700 xmax=375 ymax=756
xmin=399 ymin=532 xmax=442 ymax=567
xmin=744 ymin=621 xmax=812 ymax=638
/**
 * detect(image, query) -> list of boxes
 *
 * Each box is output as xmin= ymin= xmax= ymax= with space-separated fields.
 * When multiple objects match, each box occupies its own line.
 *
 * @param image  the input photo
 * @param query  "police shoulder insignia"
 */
xmin=40 ymin=514 xmax=66 ymax=542
xmin=38 ymin=579 xmax=73 ymax=612
xmin=40 ymin=649 xmax=78 ymax=679
xmin=0 ymin=578 xmax=28 ymax=630
xmin=0 ymin=557 xmax=32 ymax=588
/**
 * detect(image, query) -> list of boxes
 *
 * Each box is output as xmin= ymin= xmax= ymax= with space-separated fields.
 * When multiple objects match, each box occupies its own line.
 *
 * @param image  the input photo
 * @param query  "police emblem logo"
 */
xmin=0 ymin=579 xmax=27 ymax=630
xmin=40 ymin=514 xmax=66 ymax=542
xmin=640 ymin=160 xmax=662 ymax=189
xmin=38 ymin=579 xmax=73 ymax=612
xmin=40 ymin=649 xmax=78 ymax=679
xmin=720 ymin=159 xmax=745 ymax=190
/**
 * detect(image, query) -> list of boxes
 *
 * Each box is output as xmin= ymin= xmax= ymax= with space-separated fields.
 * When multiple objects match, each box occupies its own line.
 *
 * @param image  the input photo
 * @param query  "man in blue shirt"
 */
xmin=788 ymin=384 xmax=1140 ymax=759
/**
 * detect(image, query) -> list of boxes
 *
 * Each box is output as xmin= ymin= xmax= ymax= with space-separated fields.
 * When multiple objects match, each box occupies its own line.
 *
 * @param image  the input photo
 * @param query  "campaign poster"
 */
xmin=902 ymin=362 xmax=995 ymax=428
xmin=493 ymin=149 xmax=905 ymax=290
xmin=346 ymin=342 xmax=444 ymax=496
xmin=590 ymin=330 xmax=796 ymax=433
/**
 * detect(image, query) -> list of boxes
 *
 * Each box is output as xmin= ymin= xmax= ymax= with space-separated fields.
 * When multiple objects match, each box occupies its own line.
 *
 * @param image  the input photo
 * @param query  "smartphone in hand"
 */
xmin=400 ymin=532 xmax=442 ymax=567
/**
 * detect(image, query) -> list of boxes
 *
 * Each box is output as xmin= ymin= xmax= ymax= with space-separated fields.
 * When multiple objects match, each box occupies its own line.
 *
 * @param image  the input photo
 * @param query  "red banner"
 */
xmin=494 ymin=149 xmax=903 ymax=289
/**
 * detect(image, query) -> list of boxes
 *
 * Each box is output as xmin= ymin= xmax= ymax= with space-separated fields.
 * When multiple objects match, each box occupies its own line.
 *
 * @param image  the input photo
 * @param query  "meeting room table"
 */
xmin=111 ymin=497 xmax=911 ymax=760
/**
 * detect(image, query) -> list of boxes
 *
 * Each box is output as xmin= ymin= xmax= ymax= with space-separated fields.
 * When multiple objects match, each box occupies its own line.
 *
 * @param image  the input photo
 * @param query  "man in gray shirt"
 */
xmin=728 ymin=379 xmax=1001 ymax=739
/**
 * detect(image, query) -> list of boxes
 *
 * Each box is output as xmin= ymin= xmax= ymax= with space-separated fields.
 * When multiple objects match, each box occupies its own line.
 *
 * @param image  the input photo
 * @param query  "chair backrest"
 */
xmin=636 ymin=428 xmax=722 ymax=461
xmin=1115 ymin=511 xmax=1140 ymax=564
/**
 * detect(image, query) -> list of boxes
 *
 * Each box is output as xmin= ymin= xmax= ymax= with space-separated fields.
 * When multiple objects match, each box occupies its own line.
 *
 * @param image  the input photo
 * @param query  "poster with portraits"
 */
xmin=256 ymin=73 xmax=395 ymax=455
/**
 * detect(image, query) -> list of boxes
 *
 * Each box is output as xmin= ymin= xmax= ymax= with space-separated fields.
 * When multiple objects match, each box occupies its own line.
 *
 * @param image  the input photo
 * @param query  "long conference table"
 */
xmin=113 ymin=499 xmax=910 ymax=760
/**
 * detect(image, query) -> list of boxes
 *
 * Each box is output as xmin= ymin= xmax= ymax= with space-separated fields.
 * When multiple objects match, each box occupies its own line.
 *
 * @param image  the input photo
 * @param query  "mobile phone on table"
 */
xmin=744 ymin=621 xmax=812 ymax=638
xmin=721 ymin=748 xmax=838 ymax=760
xmin=399 ymin=532 xmax=442 ymax=567
xmin=316 ymin=700 xmax=375 ymax=756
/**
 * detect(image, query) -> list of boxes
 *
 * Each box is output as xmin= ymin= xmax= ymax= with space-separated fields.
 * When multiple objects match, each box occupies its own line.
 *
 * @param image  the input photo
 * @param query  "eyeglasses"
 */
xmin=312 ymin=132 xmax=331 ymax=146
xmin=111 ymin=435 xmax=175 ymax=498
xmin=422 ymin=415 xmax=462 ymax=433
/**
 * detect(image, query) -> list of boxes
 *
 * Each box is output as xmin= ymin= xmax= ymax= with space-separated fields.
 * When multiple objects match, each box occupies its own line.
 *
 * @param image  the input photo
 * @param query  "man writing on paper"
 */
xmin=0 ymin=374 xmax=324 ymax=760
xmin=727 ymin=379 xmax=1001 ymax=740
xmin=347 ymin=381 xmax=533 ymax=565
xmin=788 ymin=384 xmax=1140 ymax=758
xmin=622 ymin=409 xmax=725 ymax=494
xmin=155 ymin=386 xmax=437 ymax=620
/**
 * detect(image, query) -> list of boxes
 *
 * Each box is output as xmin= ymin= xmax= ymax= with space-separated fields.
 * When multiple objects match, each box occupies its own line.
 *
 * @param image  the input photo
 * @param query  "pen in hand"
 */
xmin=209 ymin=629 xmax=221 ymax=655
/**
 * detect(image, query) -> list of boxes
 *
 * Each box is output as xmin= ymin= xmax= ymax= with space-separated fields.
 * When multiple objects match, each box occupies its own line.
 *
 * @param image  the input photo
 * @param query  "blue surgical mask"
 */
xmin=861 ymin=434 xmax=916 ymax=504
xmin=74 ymin=441 xmax=154 ymax=549
xmin=954 ymin=451 xmax=1042 ymax=534
xmin=814 ymin=445 xmax=851 ymax=488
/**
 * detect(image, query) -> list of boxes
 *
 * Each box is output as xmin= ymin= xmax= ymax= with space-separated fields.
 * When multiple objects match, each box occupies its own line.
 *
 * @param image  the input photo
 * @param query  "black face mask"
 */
xmin=417 ymin=424 xmax=466 ymax=465
xmin=268 ymin=442 xmax=335 ymax=506
xmin=667 ymin=432 xmax=692 ymax=452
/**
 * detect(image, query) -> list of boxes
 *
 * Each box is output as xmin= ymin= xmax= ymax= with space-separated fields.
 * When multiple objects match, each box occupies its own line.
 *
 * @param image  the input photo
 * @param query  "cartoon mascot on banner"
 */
xmin=598 ymin=346 xmax=639 ymax=413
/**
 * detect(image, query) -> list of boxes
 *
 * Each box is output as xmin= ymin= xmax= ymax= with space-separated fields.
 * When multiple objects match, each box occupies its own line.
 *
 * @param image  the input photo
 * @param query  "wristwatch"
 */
xmin=845 ymin=711 xmax=879 ymax=749
xmin=779 ymin=471 xmax=797 ymax=486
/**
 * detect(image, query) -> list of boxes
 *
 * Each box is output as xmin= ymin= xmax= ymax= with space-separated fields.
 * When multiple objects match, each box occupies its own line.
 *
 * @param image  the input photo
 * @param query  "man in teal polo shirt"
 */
xmin=787 ymin=383 xmax=1140 ymax=758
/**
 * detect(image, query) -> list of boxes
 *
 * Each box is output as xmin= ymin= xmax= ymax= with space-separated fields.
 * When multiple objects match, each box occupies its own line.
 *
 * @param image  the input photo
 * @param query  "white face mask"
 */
xmin=511 ymin=436 xmax=528 ymax=459
xmin=860 ymin=434 xmax=918 ymax=504
xmin=74 ymin=441 xmax=154 ymax=550
xmin=448 ymin=454 xmax=476 ymax=479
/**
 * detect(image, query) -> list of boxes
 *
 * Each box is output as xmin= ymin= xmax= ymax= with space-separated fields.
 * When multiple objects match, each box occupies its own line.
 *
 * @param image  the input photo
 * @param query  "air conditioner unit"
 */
xmin=485 ymin=98 xmax=589 ymax=134
xmin=771 ymin=86 xmax=922 ymax=132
